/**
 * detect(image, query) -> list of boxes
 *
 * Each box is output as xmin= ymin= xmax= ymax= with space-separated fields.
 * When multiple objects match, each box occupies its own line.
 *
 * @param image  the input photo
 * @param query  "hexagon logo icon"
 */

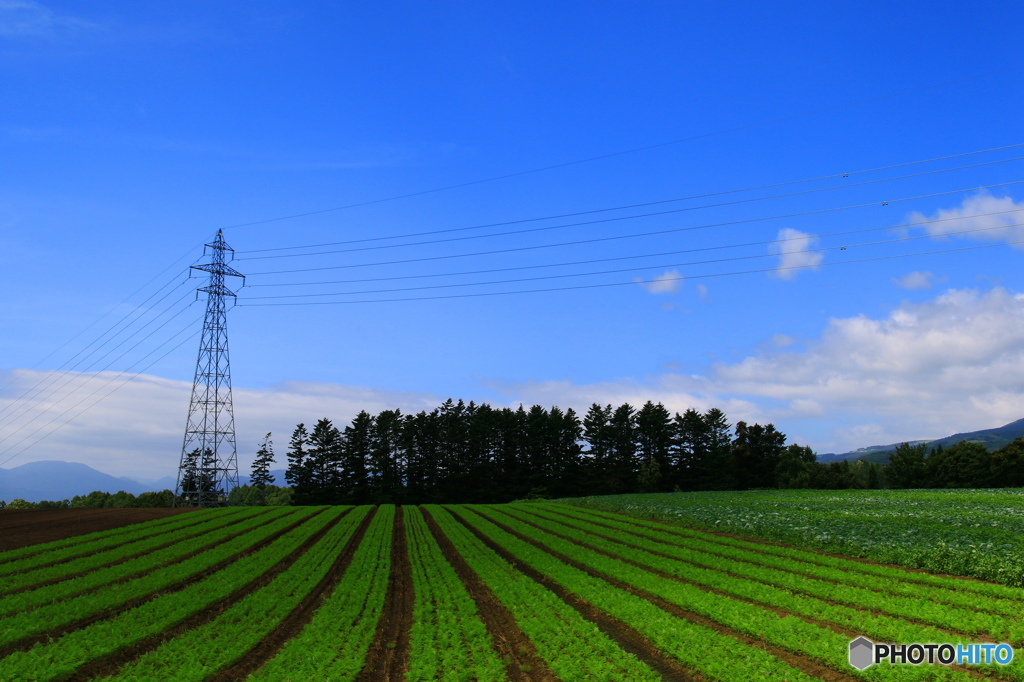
xmin=849 ymin=637 xmax=875 ymax=670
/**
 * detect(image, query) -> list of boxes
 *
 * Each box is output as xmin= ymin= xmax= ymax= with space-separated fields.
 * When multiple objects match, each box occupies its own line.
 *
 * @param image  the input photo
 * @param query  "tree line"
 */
xmin=254 ymin=399 xmax=822 ymax=505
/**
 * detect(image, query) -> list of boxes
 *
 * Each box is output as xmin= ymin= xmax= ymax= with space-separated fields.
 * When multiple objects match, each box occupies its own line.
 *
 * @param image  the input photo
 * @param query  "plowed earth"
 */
xmin=0 ymin=508 xmax=197 ymax=551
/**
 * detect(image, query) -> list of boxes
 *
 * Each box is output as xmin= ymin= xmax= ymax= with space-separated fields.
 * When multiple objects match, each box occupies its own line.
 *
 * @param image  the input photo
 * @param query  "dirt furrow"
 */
xmin=420 ymin=506 xmax=556 ymax=682
xmin=208 ymin=506 xmax=379 ymax=682
xmin=356 ymin=506 xmax=415 ymax=682
xmin=62 ymin=507 xmax=349 ymax=682
xmin=445 ymin=507 xmax=699 ymax=682
xmin=471 ymin=508 xmax=858 ymax=682
xmin=0 ymin=507 xmax=327 ymax=660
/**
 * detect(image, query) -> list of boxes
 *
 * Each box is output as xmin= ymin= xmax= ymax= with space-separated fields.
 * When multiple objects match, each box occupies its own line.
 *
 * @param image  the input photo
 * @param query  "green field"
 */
xmin=565 ymin=488 xmax=1024 ymax=586
xmin=1 ymin=494 xmax=1022 ymax=680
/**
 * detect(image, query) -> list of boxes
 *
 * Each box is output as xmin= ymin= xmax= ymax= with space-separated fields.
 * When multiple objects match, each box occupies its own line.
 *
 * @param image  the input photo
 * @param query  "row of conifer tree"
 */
xmin=251 ymin=399 xmax=825 ymax=505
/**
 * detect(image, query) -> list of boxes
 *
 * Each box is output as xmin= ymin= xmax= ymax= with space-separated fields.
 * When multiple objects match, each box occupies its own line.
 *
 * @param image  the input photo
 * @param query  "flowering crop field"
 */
xmin=1 ymin=500 xmax=1022 ymax=680
xmin=565 ymin=488 xmax=1024 ymax=586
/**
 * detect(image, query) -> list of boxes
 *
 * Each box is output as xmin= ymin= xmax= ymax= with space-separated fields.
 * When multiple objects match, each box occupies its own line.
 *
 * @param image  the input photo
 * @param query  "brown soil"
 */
xmin=0 ymin=507 xmax=325 ymax=660
xmin=446 ymin=507 xmax=700 ymax=682
xmin=420 ymin=506 xmax=557 ymax=682
xmin=474 ymin=507 xmax=858 ymax=682
xmin=3 ymin=509 xmax=273 ymax=598
xmin=63 ymin=507 xmax=344 ymax=682
xmin=210 ymin=507 xmax=379 ymax=682
xmin=356 ymin=506 xmax=415 ymax=682
xmin=0 ymin=508 xmax=198 ymax=552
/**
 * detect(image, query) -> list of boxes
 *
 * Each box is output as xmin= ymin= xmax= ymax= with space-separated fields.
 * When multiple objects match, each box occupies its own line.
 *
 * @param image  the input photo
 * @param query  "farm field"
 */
xmin=0 ymin=500 xmax=1021 ymax=680
xmin=564 ymin=489 xmax=1024 ymax=586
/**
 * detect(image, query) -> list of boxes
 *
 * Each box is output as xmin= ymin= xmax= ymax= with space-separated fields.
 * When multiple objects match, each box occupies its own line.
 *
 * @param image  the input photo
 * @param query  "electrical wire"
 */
xmin=0 ymin=298 xmax=200 ymax=449
xmin=236 ymin=142 xmax=1024 ymax=255
xmin=0 ymin=315 xmax=204 ymax=468
xmin=246 ymin=208 xmax=1024 ymax=288
xmin=237 ymin=239 xmax=1024 ymax=306
xmin=246 ymin=179 xmax=1024 ymax=276
xmin=0 ymin=285 xmax=197 ymax=432
xmin=241 ymin=221 xmax=1024 ymax=299
xmin=221 ymin=64 xmax=1024 ymax=232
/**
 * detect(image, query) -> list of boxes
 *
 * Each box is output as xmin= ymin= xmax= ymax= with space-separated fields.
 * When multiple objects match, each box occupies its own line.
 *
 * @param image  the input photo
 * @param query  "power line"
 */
xmin=236 ymin=154 xmax=1024 ymax=262
xmin=0 ymin=278 xmax=195 ymax=428
xmin=241 ymin=222 xmax=1024 ymax=300
xmin=246 ymin=208 xmax=1024 ymax=288
xmin=237 ymin=239 xmax=1024 ymax=306
xmin=221 ymin=65 xmax=1024 ymax=232
xmin=0 ymin=285 xmax=197 ymax=432
xmin=0 ymin=299 xmax=200 ymax=450
xmin=236 ymin=142 xmax=1024 ymax=255
xmin=245 ymin=179 xmax=1024 ymax=276
xmin=0 ymin=315 xmax=204 ymax=469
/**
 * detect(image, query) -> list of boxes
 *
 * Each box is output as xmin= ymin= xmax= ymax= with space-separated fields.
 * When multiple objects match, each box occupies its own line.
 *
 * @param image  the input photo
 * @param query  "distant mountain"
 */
xmin=817 ymin=418 xmax=1024 ymax=465
xmin=0 ymin=461 xmax=290 ymax=504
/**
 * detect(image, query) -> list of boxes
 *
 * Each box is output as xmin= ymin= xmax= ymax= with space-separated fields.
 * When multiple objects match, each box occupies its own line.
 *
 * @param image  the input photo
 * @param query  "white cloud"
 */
xmin=770 ymin=228 xmax=823 ymax=280
xmin=893 ymin=270 xmax=945 ymax=290
xmin=4 ymin=287 xmax=1024 ymax=474
xmin=488 ymin=286 xmax=1024 ymax=453
xmin=0 ymin=1 xmax=94 ymax=37
xmin=635 ymin=269 xmax=683 ymax=295
xmin=696 ymin=284 xmax=709 ymax=301
xmin=0 ymin=371 xmax=439 ymax=480
xmin=907 ymin=192 xmax=1024 ymax=247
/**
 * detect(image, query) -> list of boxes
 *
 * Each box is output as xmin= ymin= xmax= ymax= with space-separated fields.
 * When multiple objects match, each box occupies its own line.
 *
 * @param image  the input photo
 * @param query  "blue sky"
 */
xmin=2 ymin=1 xmax=1024 ymax=480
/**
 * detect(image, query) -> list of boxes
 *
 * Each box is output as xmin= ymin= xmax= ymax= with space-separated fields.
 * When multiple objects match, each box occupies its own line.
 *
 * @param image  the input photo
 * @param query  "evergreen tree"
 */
xmin=340 ymin=411 xmax=373 ymax=503
xmin=251 ymin=432 xmax=275 ymax=491
xmin=607 ymin=403 xmax=638 ymax=493
xmin=732 ymin=422 xmax=786 ymax=489
xmin=700 ymin=408 xmax=735 ymax=490
xmin=306 ymin=418 xmax=344 ymax=503
xmin=636 ymin=401 xmax=673 ymax=492
xmin=369 ymin=409 xmax=405 ymax=503
xmin=285 ymin=424 xmax=312 ymax=503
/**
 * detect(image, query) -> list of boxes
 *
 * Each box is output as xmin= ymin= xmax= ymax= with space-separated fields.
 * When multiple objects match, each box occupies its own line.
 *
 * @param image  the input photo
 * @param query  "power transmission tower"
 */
xmin=175 ymin=230 xmax=244 ymax=507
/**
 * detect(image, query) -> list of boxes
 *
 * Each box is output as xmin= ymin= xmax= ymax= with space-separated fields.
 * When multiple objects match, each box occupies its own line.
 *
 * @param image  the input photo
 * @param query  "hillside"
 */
xmin=817 ymin=417 xmax=1024 ymax=464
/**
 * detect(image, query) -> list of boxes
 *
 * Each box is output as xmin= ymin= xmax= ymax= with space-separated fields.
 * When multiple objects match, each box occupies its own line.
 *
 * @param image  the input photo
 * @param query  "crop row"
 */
xmin=517 ymin=504 xmax=1020 ymax=640
xmin=472 ymin=504 xmax=980 ymax=682
xmin=0 ymin=509 xmax=218 ymax=565
xmin=0 ymin=508 xmax=238 ymax=580
xmin=4 ymin=500 xmax=1019 ymax=681
xmin=104 ymin=506 xmax=370 ymax=681
xmin=403 ymin=506 xmax=505 ymax=681
xmin=0 ymin=506 xmax=340 ymax=681
xmin=565 ymin=489 xmax=1024 ymax=586
xmin=0 ymin=507 xmax=265 ymax=598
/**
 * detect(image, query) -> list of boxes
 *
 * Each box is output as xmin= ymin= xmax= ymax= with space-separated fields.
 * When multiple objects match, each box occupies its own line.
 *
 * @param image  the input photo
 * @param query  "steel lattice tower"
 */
xmin=175 ymin=230 xmax=244 ymax=507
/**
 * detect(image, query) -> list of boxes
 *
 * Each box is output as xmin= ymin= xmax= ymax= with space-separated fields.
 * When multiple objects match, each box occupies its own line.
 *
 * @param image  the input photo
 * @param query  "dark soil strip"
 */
xmin=445 ymin=507 xmax=699 ymax=682
xmin=420 ymin=507 xmax=556 ymax=682
xmin=471 ymin=508 xmax=858 ymax=682
xmin=523 ymin=506 xmax=1005 ymax=620
xmin=61 ymin=507 xmax=351 ymax=682
xmin=0 ymin=512 xmax=234 ymax=576
xmin=0 ymin=507 xmax=326 ymax=660
xmin=208 ymin=507 xmax=378 ymax=682
xmin=356 ymin=506 xmax=415 ymax=682
xmin=2 ymin=509 xmax=275 ymax=597
xmin=0 ymin=508 xmax=200 ymax=553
